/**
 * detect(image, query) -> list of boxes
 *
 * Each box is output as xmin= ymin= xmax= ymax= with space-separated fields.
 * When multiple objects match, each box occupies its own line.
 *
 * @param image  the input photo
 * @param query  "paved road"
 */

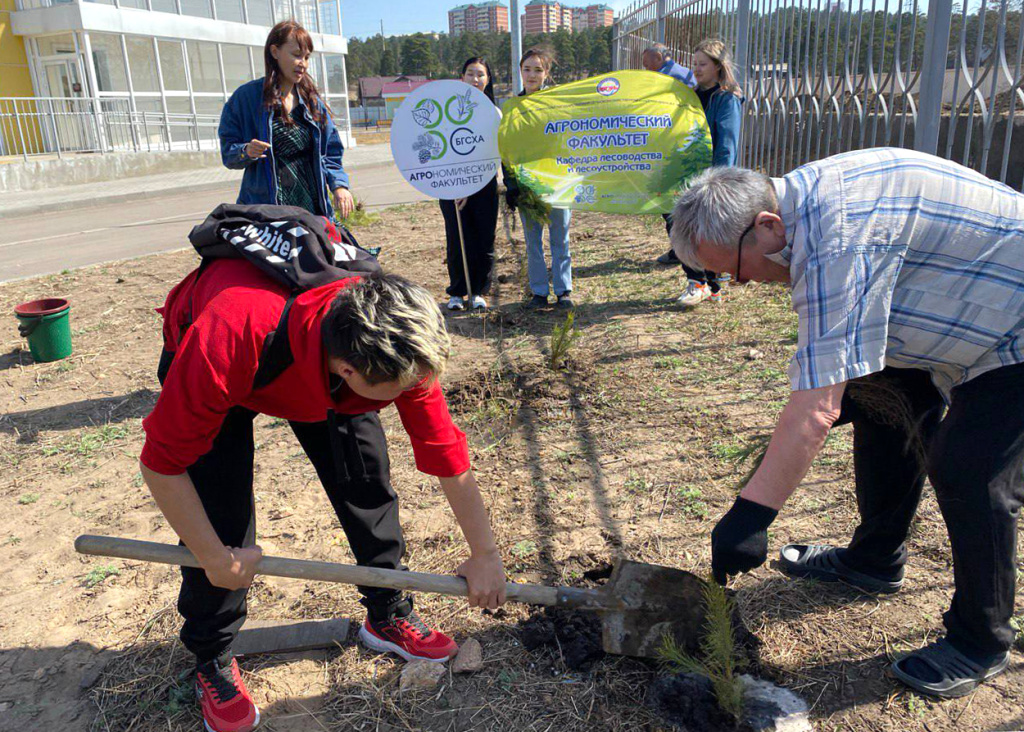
xmin=0 ymin=164 xmax=430 ymax=283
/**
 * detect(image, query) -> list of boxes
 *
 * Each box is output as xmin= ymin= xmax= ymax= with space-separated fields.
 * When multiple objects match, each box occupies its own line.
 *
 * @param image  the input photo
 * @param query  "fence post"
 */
xmin=47 ymin=98 xmax=63 ymax=159
xmin=733 ymin=0 xmax=751 ymax=94
xmin=915 ymin=0 xmax=953 ymax=155
xmin=656 ymin=0 xmax=667 ymax=45
xmin=611 ymin=20 xmax=621 ymax=70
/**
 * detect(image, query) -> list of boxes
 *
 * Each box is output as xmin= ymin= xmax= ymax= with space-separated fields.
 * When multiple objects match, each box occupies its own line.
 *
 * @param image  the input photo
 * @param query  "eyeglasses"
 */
xmin=734 ymin=218 xmax=758 ymax=284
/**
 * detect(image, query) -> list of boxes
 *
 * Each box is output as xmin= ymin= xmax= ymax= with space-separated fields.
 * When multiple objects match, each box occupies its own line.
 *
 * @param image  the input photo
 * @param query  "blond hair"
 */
xmin=322 ymin=272 xmax=451 ymax=385
xmin=694 ymin=39 xmax=741 ymax=96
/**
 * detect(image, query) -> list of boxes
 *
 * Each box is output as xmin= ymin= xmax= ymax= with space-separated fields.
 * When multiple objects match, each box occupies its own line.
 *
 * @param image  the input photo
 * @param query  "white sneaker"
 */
xmin=470 ymin=295 xmax=487 ymax=310
xmin=446 ymin=296 xmax=465 ymax=311
xmin=677 ymin=280 xmax=712 ymax=307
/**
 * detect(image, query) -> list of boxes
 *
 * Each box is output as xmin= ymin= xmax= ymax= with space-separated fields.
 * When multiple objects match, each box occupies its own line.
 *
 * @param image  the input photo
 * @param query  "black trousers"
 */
xmin=662 ymin=213 xmax=720 ymax=293
xmin=440 ymin=176 xmax=498 ymax=297
xmin=835 ymin=364 xmax=1024 ymax=656
xmin=158 ymin=353 xmax=408 ymax=662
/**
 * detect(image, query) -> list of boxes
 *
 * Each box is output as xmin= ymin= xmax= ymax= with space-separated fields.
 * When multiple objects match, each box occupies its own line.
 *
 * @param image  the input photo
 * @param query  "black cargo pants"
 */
xmin=157 ymin=351 xmax=407 ymax=663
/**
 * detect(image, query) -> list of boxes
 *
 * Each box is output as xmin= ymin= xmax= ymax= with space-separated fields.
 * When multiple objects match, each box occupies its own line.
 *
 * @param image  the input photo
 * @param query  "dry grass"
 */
xmin=0 ymin=202 xmax=1020 ymax=732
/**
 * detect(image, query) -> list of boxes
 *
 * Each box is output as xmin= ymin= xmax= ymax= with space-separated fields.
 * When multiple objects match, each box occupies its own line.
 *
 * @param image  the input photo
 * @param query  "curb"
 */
xmin=0 ymin=160 xmax=395 ymax=218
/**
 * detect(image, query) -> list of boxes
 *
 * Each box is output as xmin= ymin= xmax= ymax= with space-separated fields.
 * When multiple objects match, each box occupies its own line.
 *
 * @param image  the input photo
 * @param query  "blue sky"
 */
xmin=341 ymin=0 xmax=632 ymax=40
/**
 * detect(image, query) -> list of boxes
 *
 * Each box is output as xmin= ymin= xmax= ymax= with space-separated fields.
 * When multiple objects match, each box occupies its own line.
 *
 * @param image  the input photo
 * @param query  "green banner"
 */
xmin=498 ymin=70 xmax=713 ymax=215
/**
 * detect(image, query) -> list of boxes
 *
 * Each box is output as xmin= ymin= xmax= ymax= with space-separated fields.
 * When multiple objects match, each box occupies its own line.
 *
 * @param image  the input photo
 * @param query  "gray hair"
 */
xmin=643 ymin=43 xmax=670 ymax=58
xmin=322 ymin=272 xmax=451 ymax=385
xmin=670 ymin=166 xmax=777 ymax=270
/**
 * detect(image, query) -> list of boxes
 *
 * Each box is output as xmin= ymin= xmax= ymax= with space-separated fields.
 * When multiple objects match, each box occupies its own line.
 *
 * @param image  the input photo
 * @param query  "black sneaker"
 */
xmin=656 ymin=249 xmax=680 ymax=265
xmin=526 ymin=294 xmax=549 ymax=309
xmin=556 ymin=293 xmax=575 ymax=309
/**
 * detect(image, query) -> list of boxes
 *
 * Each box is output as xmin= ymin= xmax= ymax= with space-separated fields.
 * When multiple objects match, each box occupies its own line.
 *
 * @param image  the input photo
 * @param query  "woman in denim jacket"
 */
xmin=219 ymin=20 xmax=354 ymax=220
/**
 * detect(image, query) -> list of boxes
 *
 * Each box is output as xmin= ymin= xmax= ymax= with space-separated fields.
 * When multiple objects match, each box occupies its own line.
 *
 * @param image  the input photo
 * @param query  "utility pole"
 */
xmin=510 ymin=0 xmax=523 ymax=94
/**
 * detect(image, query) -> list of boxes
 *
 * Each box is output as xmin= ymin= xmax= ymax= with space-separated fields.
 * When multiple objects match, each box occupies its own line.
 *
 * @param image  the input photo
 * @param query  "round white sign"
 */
xmin=390 ymin=80 xmax=501 ymax=201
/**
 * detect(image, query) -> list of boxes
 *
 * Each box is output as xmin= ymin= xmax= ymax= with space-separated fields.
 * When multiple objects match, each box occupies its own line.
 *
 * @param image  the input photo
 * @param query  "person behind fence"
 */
xmin=641 ymin=42 xmax=697 ymax=89
xmin=504 ymin=47 xmax=574 ymax=310
xmin=218 ymin=20 xmax=355 ymax=221
xmin=440 ymin=57 xmax=500 ymax=312
xmin=139 ymin=209 xmax=506 ymax=732
xmin=659 ymin=39 xmax=743 ymax=309
xmin=670 ymin=147 xmax=1024 ymax=700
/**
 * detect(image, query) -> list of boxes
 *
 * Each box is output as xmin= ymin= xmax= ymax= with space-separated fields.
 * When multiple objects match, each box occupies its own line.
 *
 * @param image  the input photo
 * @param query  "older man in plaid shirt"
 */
xmin=670 ymin=147 xmax=1024 ymax=699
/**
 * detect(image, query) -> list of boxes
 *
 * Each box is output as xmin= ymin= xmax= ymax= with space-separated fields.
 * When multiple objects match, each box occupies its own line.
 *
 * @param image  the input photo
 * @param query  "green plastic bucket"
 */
xmin=15 ymin=298 xmax=73 ymax=363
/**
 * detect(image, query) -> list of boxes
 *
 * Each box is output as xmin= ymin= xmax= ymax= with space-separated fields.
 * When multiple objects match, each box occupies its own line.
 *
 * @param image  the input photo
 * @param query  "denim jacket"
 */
xmin=703 ymin=88 xmax=743 ymax=168
xmin=219 ymin=78 xmax=349 ymax=213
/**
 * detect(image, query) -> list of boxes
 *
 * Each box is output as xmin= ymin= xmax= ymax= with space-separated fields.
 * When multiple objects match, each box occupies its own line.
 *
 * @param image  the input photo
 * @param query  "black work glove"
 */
xmin=505 ymin=188 xmax=519 ymax=210
xmin=711 ymin=496 xmax=778 ymax=585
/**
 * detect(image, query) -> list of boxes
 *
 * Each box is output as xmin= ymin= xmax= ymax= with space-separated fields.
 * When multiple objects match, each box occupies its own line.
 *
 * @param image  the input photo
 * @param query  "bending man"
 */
xmin=670 ymin=147 xmax=1024 ymax=699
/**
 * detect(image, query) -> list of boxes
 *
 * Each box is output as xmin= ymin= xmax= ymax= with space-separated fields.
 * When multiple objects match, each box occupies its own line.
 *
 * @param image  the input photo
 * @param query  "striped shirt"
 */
xmin=772 ymin=148 xmax=1024 ymax=399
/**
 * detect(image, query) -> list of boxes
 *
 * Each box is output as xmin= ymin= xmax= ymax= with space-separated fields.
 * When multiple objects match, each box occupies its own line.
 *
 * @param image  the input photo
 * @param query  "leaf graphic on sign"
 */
xmin=412 ymin=105 xmax=435 ymax=127
xmin=456 ymin=88 xmax=477 ymax=119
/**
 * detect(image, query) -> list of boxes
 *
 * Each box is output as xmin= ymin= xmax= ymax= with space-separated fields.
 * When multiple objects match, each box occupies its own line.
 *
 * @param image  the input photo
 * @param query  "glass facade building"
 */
xmin=5 ymin=0 xmax=352 ymax=153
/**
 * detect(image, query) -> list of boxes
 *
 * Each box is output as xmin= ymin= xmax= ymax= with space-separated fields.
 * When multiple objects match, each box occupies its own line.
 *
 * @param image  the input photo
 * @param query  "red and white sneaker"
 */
xmin=195 ymin=653 xmax=260 ymax=732
xmin=359 ymin=608 xmax=458 ymax=662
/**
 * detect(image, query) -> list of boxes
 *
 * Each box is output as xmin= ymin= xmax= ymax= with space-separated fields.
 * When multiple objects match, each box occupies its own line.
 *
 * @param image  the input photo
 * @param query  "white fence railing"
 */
xmin=612 ymin=0 xmax=1024 ymax=191
xmin=0 ymin=97 xmax=221 ymax=159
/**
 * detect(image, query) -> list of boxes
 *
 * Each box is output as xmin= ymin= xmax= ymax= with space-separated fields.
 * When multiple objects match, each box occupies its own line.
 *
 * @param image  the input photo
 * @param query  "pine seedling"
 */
xmin=658 ymin=574 xmax=745 ymax=719
xmin=549 ymin=311 xmax=581 ymax=370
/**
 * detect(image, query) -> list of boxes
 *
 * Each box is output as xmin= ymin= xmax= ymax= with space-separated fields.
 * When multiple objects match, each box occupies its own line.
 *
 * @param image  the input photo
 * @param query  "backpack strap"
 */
xmin=252 ymin=293 xmax=298 ymax=391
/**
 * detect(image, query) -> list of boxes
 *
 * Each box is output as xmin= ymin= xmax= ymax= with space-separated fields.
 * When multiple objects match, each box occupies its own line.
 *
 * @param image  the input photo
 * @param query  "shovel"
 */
xmin=75 ymin=535 xmax=708 ymax=659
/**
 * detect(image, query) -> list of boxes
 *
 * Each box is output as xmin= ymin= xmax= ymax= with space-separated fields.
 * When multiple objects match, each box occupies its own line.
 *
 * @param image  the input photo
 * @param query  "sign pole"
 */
xmin=453 ymin=202 xmax=474 ymax=299
xmin=510 ymin=0 xmax=523 ymax=95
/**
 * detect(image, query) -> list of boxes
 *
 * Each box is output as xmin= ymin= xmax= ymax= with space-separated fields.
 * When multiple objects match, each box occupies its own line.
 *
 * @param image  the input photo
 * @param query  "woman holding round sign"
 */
xmin=437 ymin=58 xmax=500 ymax=311
xmin=219 ymin=21 xmax=355 ymax=221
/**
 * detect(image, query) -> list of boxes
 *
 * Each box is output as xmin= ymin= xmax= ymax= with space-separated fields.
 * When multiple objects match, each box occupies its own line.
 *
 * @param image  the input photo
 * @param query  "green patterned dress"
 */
xmin=272 ymin=115 xmax=325 ymax=216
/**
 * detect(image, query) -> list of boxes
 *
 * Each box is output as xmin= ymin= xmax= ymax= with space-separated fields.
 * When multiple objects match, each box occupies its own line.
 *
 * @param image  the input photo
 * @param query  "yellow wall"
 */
xmin=0 ymin=0 xmax=34 ymax=97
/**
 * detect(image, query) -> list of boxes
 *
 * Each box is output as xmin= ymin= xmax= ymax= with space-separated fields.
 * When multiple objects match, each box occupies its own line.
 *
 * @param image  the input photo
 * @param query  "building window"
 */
xmin=214 ymin=0 xmax=245 ymax=23
xmin=179 ymin=0 xmax=214 ymax=20
xmin=319 ymin=0 xmax=340 ymax=35
xmin=90 ymin=33 xmax=129 ymax=93
xmin=187 ymin=40 xmax=224 ymax=93
xmin=221 ymin=44 xmax=252 ymax=94
xmin=126 ymin=36 xmax=160 ymax=93
xmin=36 ymin=34 xmax=76 ymax=57
xmin=247 ymin=0 xmax=274 ymax=27
xmin=158 ymin=40 xmax=188 ymax=91
xmin=324 ymin=53 xmax=344 ymax=95
xmin=151 ymin=0 xmax=178 ymax=13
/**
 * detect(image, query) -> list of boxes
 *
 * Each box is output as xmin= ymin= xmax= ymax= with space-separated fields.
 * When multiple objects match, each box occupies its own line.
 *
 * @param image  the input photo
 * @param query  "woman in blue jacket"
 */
xmin=665 ymin=39 xmax=743 ymax=307
xmin=219 ymin=20 xmax=354 ymax=220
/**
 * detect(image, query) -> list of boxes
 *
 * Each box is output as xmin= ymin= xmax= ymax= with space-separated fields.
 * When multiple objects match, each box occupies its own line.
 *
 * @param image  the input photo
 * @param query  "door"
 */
xmin=41 ymin=60 xmax=91 ymax=152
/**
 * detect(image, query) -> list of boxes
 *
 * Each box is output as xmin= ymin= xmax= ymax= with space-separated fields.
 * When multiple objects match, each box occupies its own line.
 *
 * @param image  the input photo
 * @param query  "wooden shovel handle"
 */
xmin=74 ymin=535 xmax=606 ymax=610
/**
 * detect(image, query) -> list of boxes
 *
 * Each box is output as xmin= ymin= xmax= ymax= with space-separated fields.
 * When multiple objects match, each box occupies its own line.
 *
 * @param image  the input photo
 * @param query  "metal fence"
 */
xmin=612 ymin=0 xmax=1024 ymax=190
xmin=0 ymin=97 xmax=221 ymax=159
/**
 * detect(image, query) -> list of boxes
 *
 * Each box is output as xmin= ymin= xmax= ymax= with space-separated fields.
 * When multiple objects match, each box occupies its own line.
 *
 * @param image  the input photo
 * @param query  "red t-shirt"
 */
xmin=140 ymin=259 xmax=470 ymax=477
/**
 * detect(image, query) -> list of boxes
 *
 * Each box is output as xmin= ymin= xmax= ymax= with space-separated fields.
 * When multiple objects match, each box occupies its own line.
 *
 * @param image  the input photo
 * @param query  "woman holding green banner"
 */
xmin=439 ymin=57 xmax=500 ymax=312
xmin=505 ymin=48 xmax=574 ymax=310
xmin=662 ymin=39 xmax=743 ymax=308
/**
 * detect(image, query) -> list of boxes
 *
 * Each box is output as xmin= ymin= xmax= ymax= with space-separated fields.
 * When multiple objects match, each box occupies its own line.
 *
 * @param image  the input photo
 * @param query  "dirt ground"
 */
xmin=0 ymin=202 xmax=1021 ymax=732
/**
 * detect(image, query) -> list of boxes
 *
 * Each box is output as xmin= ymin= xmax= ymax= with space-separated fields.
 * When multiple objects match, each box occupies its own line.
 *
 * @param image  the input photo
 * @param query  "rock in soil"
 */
xmin=452 ymin=638 xmax=483 ymax=673
xmin=648 ymin=673 xmax=811 ymax=732
xmin=520 ymin=607 xmax=605 ymax=671
xmin=399 ymin=660 xmax=446 ymax=692
xmin=739 ymin=675 xmax=812 ymax=732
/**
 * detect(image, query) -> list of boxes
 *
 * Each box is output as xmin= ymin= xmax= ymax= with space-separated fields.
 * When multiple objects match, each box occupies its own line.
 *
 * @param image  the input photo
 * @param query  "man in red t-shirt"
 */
xmin=141 ymin=261 xmax=505 ymax=732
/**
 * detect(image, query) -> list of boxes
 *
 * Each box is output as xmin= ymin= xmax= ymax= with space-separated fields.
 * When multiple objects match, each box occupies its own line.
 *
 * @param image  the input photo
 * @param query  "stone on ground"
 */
xmin=740 ymin=674 xmax=812 ymax=732
xmin=452 ymin=638 xmax=483 ymax=673
xmin=399 ymin=660 xmax=446 ymax=692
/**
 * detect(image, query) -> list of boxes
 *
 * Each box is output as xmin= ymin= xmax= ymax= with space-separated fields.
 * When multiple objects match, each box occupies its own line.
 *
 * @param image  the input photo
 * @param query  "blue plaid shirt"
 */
xmin=772 ymin=148 xmax=1024 ymax=399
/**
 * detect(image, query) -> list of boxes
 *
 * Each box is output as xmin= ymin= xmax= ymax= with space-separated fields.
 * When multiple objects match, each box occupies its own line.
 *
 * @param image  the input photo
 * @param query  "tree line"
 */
xmin=346 ymin=27 xmax=614 ymax=100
